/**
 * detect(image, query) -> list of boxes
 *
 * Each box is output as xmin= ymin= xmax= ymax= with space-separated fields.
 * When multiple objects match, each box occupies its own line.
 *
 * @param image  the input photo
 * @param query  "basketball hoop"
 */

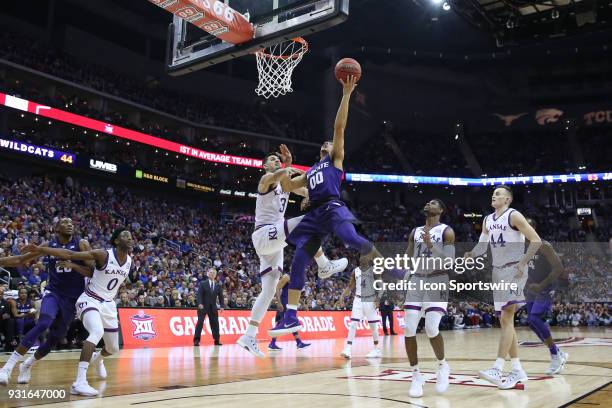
xmin=255 ymin=37 xmax=308 ymax=99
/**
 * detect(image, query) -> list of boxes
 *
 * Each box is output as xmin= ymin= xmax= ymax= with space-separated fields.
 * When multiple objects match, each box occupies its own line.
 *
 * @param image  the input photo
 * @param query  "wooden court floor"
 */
xmin=0 ymin=327 xmax=609 ymax=408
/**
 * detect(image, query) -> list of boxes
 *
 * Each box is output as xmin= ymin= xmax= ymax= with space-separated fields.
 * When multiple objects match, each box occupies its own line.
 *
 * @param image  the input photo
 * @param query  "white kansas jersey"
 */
xmin=412 ymin=223 xmax=449 ymax=274
xmin=485 ymin=208 xmax=525 ymax=267
xmin=354 ymin=267 xmax=376 ymax=299
xmin=255 ymin=183 xmax=289 ymax=227
xmin=86 ymin=249 xmax=132 ymax=301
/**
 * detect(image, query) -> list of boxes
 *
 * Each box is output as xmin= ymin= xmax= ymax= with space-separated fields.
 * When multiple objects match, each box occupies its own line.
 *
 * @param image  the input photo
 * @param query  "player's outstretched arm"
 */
xmin=464 ymin=219 xmax=489 ymax=259
xmin=0 ymin=253 xmax=38 ymax=268
xmin=332 ymin=75 xmax=357 ymax=170
xmin=511 ymin=211 xmax=542 ymax=268
xmin=280 ymin=173 xmax=307 ymax=192
xmin=23 ymin=245 xmax=108 ymax=269
xmin=79 ymin=239 xmax=96 ymax=269
xmin=57 ymin=261 xmax=93 ymax=278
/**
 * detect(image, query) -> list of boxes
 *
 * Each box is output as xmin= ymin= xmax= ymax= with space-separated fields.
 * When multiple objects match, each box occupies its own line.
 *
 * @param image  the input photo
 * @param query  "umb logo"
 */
xmin=89 ymin=159 xmax=118 ymax=173
xmin=130 ymin=310 xmax=156 ymax=341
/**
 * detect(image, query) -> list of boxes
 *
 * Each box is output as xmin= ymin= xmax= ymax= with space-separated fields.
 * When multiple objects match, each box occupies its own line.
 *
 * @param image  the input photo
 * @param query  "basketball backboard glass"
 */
xmin=166 ymin=0 xmax=349 ymax=75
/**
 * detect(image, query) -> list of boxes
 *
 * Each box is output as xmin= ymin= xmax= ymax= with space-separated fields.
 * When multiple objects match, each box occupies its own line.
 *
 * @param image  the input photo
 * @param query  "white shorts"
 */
xmin=76 ymin=291 xmax=119 ymax=330
xmin=404 ymin=273 xmax=448 ymax=314
xmin=252 ymin=216 xmax=304 ymax=274
xmin=492 ymin=263 xmax=527 ymax=312
xmin=252 ymin=221 xmax=287 ymax=274
xmin=351 ymin=297 xmax=379 ymax=323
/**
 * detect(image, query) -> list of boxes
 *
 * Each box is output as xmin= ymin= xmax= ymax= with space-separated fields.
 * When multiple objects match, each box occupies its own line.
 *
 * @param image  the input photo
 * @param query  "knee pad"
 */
xmin=404 ymin=311 xmax=420 ymax=337
xmin=425 ymin=313 xmax=442 ymax=338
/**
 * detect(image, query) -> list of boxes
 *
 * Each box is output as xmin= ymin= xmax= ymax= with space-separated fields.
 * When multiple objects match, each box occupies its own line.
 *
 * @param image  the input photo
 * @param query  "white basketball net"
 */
xmin=255 ymin=38 xmax=308 ymax=99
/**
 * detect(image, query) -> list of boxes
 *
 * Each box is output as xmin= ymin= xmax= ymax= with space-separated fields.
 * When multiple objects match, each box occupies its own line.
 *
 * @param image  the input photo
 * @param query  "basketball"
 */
xmin=335 ymin=58 xmax=362 ymax=83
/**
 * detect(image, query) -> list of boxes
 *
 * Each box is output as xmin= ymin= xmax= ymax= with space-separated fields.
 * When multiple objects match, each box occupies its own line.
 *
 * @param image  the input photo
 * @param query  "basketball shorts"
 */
xmin=492 ymin=263 xmax=528 ymax=312
xmin=351 ymin=297 xmax=379 ymax=322
xmin=286 ymin=200 xmax=356 ymax=249
xmin=252 ymin=216 xmax=305 ymax=274
xmin=75 ymin=291 xmax=118 ymax=330
xmin=404 ymin=273 xmax=448 ymax=314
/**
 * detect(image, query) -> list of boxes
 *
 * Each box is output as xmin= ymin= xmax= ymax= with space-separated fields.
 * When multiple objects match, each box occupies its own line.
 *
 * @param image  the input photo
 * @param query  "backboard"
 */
xmin=166 ymin=0 xmax=349 ymax=76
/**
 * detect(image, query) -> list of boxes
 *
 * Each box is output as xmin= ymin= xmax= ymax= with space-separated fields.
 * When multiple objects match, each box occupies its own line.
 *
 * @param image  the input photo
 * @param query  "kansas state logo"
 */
xmin=130 ymin=310 xmax=156 ymax=341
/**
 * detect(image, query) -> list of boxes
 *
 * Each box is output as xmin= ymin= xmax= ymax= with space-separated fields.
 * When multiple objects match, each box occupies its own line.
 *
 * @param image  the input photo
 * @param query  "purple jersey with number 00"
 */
xmin=45 ymin=237 xmax=86 ymax=300
xmin=306 ymin=154 xmax=343 ymax=203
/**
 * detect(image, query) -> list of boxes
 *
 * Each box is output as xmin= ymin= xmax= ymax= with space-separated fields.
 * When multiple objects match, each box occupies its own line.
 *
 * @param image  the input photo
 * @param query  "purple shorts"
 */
xmin=287 ymin=200 xmax=356 ymax=248
xmin=40 ymin=291 xmax=77 ymax=329
xmin=526 ymin=299 xmax=552 ymax=316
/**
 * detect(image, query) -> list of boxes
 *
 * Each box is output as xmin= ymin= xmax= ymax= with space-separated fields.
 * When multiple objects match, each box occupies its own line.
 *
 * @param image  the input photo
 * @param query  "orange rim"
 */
xmin=256 ymin=37 xmax=308 ymax=60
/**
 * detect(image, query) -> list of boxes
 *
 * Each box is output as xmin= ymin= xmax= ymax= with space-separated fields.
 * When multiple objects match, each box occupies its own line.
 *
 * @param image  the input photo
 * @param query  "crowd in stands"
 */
xmin=0 ymin=31 xmax=315 ymax=141
xmin=0 ymin=172 xmax=609 ymax=351
xmin=3 ymin=30 xmax=611 ymax=180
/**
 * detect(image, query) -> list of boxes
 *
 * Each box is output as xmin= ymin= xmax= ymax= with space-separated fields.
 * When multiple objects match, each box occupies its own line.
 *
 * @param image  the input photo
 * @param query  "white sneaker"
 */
xmin=318 ymin=258 xmax=348 ymax=279
xmin=365 ymin=348 xmax=382 ymax=358
xmin=70 ymin=381 xmax=99 ymax=396
xmin=237 ymin=335 xmax=265 ymax=358
xmin=0 ymin=369 xmax=9 ymax=386
xmin=17 ymin=363 xmax=32 ymax=384
xmin=92 ymin=353 xmax=107 ymax=380
xmin=499 ymin=368 xmax=528 ymax=389
xmin=546 ymin=351 xmax=568 ymax=375
xmin=478 ymin=367 xmax=503 ymax=386
xmin=409 ymin=371 xmax=425 ymax=398
xmin=340 ymin=346 xmax=351 ymax=359
xmin=436 ymin=361 xmax=450 ymax=393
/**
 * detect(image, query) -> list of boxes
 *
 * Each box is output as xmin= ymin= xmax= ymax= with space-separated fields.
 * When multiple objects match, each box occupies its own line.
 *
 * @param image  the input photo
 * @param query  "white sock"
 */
xmin=494 ymin=358 xmax=505 ymax=370
xmin=76 ymin=362 xmax=89 ymax=384
xmin=287 ymin=304 xmax=298 ymax=311
xmin=438 ymin=358 xmax=446 ymax=365
xmin=511 ymin=358 xmax=522 ymax=371
xmin=3 ymin=351 xmax=24 ymax=373
xmin=411 ymin=365 xmax=419 ymax=373
xmin=347 ymin=322 xmax=357 ymax=343
xmin=315 ymin=253 xmax=329 ymax=268
xmin=23 ymin=355 xmax=37 ymax=367
xmin=370 ymin=322 xmax=380 ymax=344
xmin=245 ymin=324 xmax=258 ymax=337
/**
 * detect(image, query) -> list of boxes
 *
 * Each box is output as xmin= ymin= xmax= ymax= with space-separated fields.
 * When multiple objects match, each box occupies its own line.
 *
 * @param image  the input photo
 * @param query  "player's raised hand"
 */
xmin=300 ymin=196 xmax=310 ymax=211
xmin=277 ymin=144 xmax=292 ymax=166
xmin=340 ymin=75 xmax=357 ymax=96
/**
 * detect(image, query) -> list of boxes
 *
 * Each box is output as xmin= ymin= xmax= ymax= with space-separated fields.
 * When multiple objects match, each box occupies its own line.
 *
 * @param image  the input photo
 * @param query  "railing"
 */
xmin=0 ymin=268 xmax=11 ymax=287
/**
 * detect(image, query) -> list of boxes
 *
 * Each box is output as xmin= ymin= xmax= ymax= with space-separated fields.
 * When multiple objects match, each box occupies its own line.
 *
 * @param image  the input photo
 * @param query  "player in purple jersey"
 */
xmin=268 ymin=274 xmax=311 ymax=351
xmin=525 ymin=218 xmax=568 ymax=375
xmin=0 ymin=218 xmax=93 ymax=386
xmin=269 ymin=76 xmax=381 ymax=336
